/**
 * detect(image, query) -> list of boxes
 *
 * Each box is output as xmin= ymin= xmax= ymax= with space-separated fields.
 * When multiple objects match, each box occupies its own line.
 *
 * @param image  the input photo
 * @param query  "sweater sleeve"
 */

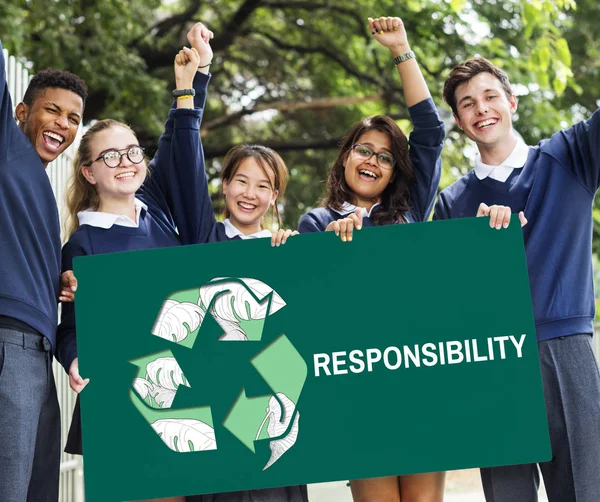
xmin=556 ymin=108 xmax=600 ymax=193
xmin=55 ymin=235 xmax=89 ymax=373
xmin=143 ymin=71 xmax=216 ymax=244
xmin=0 ymin=40 xmax=21 ymax=165
xmin=406 ymin=98 xmax=445 ymax=222
xmin=432 ymin=189 xmax=450 ymax=221
xmin=298 ymin=209 xmax=328 ymax=233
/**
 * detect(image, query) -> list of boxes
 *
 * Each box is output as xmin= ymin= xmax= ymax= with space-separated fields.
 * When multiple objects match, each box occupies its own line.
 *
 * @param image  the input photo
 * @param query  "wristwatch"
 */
xmin=393 ymin=51 xmax=416 ymax=65
xmin=172 ymin=88 xmax=196 ymax=98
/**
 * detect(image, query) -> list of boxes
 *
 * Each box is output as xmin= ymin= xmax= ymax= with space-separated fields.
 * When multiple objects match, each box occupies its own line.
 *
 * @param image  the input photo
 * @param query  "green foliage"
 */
xmin=2 ymin=0 xmax=597 ymax=239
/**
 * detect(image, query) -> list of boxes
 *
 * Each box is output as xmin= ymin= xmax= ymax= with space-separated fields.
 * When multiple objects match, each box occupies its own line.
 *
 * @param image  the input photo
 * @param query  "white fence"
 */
xmin=3 ymin=46 xmax=84 ymax=502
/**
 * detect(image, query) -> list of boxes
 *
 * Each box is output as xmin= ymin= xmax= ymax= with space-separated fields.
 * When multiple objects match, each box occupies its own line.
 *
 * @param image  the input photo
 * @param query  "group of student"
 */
xmin=1 ymin=12 xmax=599 ymax=502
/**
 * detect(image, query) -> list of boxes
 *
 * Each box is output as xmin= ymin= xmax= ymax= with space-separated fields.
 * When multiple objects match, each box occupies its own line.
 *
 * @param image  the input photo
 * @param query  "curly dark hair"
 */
xmin=322 ymin=115 xmax=414 ymax=226
xmin=23 ymin=69 xmax=88 ymax=108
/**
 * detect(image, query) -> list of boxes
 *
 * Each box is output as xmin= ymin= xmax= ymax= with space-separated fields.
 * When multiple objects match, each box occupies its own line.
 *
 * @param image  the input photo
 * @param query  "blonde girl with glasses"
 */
xmin=55 ymin=23 xmax=215 ymax=502
xmin=56 ymin=20 xmax=304 ymax=502
xmin=298 ymin=16 xmax=446 ymax=502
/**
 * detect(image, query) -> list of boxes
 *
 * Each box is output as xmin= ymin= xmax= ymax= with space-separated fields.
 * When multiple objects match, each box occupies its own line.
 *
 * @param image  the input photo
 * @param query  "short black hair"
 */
xmin=23 ymin=69 xmax=88 ymax=108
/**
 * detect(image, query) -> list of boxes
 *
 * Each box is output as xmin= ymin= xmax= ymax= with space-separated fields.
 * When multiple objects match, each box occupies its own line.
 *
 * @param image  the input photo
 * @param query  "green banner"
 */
xmin=75 ymin=217 xmax=550 ymax=501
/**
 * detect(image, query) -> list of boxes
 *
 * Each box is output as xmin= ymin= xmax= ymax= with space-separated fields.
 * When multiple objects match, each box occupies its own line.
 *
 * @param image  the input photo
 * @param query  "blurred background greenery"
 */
xmin=2 ymin=0 xmax=599 ymax=236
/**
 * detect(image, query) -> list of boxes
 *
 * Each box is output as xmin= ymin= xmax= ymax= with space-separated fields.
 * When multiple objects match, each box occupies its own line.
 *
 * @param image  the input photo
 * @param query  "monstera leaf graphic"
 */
xmin=217 ymin=320 xmax=248 ymax=341
xmin=151 ymin=418 xmax=217 ymax=452
xmin=131 ymin=277 xmax=306 ymax=471
xmin=199 ymin=278 xmax=286 ymax=323
xmin=151 ymin=300 xmax=204 ymax=343
xmin=256 ymin=393 xmax=299 ymax=470
xmin=133 ymin=378 xmax=153 ymax=400
xmin=132 ymin=357 xmax=190 ymax=409
xmin=146 ymin=357 xmax=188 ymax=390
xmin=149 ymin=386 xmax=177 ymax=409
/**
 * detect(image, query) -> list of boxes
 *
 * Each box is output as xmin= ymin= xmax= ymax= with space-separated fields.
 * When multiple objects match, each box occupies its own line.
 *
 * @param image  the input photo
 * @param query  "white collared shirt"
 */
xmin=331 ymin=201 xmax=381 ymax=218
xmin=77 ymin=198 xmax=148 ymax=229
xmin=223 ymin=219 xmax=272 ymax=240
xmin=474 ymin=139 xmax=530 ymax=183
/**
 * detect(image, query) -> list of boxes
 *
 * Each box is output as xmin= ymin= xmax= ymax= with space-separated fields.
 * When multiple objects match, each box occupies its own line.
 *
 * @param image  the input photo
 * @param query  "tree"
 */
xmin=0 ymin=0 xmax=587 ymax=230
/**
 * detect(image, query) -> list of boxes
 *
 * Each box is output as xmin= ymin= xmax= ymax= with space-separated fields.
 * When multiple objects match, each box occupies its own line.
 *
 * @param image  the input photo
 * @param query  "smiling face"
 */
xmin=343 ymin=129 xmax=394 ymax=210
xmin=81 ymin=126 xmax=147 ymax=200
xmin=222 ymin=157 xmax=278 ymax=235
xmin=16 ymin=88 xmax=84 ymax=167
xmin=454 ymin=72 xmax=518 ymax=155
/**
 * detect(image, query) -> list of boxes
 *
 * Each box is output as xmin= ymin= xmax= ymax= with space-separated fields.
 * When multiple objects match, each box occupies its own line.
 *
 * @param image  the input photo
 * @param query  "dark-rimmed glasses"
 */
xmin=351 ymin=144 xmax=395 ymax=169
xmin=94 ymin=146 xmax=145 ymax=168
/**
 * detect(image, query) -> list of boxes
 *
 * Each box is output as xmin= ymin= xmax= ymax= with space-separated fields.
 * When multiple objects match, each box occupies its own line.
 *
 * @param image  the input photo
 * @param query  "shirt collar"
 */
xmin=331 ymin=201 xmax=381 ymax=218
xmin=474 ymin=139 xmax=529 ymax=182
xmin=77 ymin=198 xmax=148 ymax=229
xmin=223 ymin=219 xmax=272 ymax=240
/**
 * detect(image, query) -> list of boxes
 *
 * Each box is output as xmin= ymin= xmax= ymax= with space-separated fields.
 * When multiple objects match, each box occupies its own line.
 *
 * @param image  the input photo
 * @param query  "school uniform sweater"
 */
xmin=298 ymin=97 xmax=444 ymax=232
xmin=0 ymin=39 xmax=61 ymax=343
xmin=55 ymin=92 xmax=206 ymax=372
xmin=148 ymin=99 xmax=307 ymax=502
xmin=433 ymin=108 xmax=600 ymax=342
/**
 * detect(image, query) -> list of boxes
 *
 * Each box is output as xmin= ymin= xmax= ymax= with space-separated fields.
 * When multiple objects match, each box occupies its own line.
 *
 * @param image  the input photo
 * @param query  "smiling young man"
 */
xmin=0 ymin=40 xmax=87 ymax=501
xmin=434 ymin=56 xmax=600 ymax=502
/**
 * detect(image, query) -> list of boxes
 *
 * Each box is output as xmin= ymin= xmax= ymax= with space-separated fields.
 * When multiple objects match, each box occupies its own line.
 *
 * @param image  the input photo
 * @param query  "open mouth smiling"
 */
xmin=115 ymin=171 xmax=136 ymax=180
xmin=358 ymin=168 xmax=379 ymax=181
xmin=238 ymin=201 xmax=257 ymax=211
xmin=475 ymin=118 xmax=498 ymax=129
xmin=43 ymin=131 xmax=66 ymax=150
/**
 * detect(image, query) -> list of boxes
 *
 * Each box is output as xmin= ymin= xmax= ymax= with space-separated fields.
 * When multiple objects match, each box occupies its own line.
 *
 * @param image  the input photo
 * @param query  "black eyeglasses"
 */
xmin=94 ymin=146 xmax=145 ymax=168
xmin=351 ymin=144 xmax=395 ymax=169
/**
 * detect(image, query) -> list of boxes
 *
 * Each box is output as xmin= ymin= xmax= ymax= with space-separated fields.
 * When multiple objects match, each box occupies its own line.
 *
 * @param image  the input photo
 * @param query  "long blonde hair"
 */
xmin=65 ymin=119 xmax=138 ymax=238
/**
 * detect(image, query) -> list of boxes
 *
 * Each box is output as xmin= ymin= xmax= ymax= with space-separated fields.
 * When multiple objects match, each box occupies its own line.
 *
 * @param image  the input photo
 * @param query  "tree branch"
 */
xmin=129 ymin=0 xmax=201 ymax=54
xmin=204 ymin=137 xmax=342 ymax=158
xmin=202 ymin=94 xmax=381 ymax=133
xmin=262 ymin=1 xmax=365 ymax=33
xmin=256 ymin=31 xmax=380 ymax=87
xmin=151 ymin=0 xmax=202 ymax=39
xmin=211 ymin=0 xmax=264 ymax=52
xmin=134 ymin=0 xmax=261 ymax=71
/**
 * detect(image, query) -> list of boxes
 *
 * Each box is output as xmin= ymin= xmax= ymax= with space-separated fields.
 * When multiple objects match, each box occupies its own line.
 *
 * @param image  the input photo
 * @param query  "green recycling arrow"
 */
xmin=252 ymin=334 xmax=307 ymax=404
xmin=129 ymin=277 xmax=307 ymax=469
xmin=223 ymin=334 xmax=307 ymax=469
xmin=222 ymin=389 xmax=272 ymax=453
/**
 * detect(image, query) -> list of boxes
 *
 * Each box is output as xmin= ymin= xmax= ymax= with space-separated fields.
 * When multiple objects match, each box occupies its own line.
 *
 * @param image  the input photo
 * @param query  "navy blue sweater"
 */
xmin=298 ymin=98 xmax=444 ymax=232
xmin=55 ymin=75 xmax=208 ymax=372
xmin=165 ymin=140 xmax=239 ymax=244
xmin=434 ymin=109 xmax=600 ymax=342
xmin=0 ymin=40 xmax=61 ymax=343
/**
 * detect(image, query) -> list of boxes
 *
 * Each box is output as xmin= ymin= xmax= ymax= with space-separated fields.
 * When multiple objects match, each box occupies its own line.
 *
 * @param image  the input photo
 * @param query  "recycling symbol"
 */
xmin=130 ymin=277 xmax=307 ymax=470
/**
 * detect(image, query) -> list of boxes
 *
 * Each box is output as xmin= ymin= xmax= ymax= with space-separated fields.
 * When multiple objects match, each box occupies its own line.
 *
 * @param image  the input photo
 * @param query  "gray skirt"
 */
xmin=185 ymin=486 xmax=309 ymax=502
xmin=185 ymin=485 xmax=308 ymax=502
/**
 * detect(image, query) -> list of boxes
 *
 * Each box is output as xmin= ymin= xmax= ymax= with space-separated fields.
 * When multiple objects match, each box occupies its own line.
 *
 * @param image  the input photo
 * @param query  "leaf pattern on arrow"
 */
xmin=151 ymin=418 xmax=217 ymax=452
xmin=256 ymin=393 xmax=299 ymax=470
xmin=200 ymin=278 xmax=286 ymax=323
xmin=151 ymin=299 xmax=204 ymax=343
xmin=133 ymin=357 xmax=189 ymax=409
xmin=132 ymin=378 xmax=153 ymax=400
